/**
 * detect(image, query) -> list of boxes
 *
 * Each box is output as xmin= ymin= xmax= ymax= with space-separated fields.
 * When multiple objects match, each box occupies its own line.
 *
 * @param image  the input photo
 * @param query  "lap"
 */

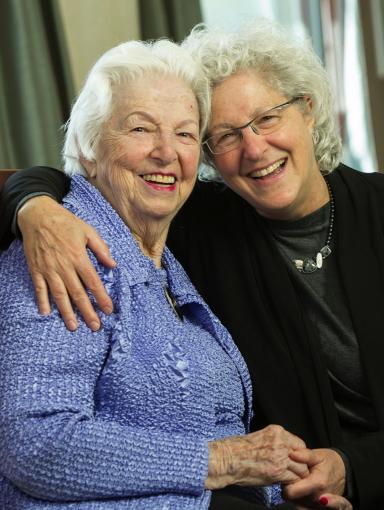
xmin=210 ymin=490 xmax=296 ymax=509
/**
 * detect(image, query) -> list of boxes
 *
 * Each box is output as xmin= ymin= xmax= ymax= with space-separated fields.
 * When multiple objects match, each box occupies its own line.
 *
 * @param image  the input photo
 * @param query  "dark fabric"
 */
xmin=268 ymin=204 xmax=377 ymax=435
xmin=0 ymin=0 xmax=74 ymax=168
xmin=169 ymin=164 xmax=384 ymax=510
xmin=1 ymin=164 xmax=384 ymax=510
xmin=0 ymin=167 xmax=70 ymax=250
xmin=210 ymin=490 xmax=296 ymax=510
xmin=139 ymin=0 xmax=202 ymax=42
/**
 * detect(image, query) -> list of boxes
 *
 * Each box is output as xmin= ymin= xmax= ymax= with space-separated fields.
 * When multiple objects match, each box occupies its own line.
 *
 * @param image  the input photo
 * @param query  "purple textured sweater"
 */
xmin=0 ymin=176 xmax=277 ymax=508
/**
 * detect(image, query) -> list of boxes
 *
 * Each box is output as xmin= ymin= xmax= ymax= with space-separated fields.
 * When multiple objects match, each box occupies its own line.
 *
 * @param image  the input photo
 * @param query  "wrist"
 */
xmin=17 ymin=194 xmax=58 ymax=234
xmin=205 ymin=439 xmax=235 ymax=490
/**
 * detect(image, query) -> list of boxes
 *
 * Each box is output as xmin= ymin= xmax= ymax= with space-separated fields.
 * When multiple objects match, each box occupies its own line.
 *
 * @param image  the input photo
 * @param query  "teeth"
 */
xmin=250 ymin=159 xmax=285 ymax=178
xmin=142 ymin=174 xmax=175 ymax=184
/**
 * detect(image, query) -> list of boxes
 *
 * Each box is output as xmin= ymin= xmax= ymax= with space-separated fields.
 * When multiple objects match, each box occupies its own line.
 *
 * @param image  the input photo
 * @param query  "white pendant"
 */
xmin=316 ymin=252 xmax=323 ymax=268
xmin=293 ymin=259 xmax=304 ymax=271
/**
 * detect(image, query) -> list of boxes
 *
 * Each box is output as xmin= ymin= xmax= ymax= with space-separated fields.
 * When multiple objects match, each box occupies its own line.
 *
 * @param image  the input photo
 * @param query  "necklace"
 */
xmin=164 ymin=285 xmax=184 ymax=321
xmin=292 ymin=178 xmax=334 ymax=274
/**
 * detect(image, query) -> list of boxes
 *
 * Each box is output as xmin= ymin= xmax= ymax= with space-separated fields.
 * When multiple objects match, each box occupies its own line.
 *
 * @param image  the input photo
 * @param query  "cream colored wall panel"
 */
xmin=58 ymin=0 xmax=140 ymax=92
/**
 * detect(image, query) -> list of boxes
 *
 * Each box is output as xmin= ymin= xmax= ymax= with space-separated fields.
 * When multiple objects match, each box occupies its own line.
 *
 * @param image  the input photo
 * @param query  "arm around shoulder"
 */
xmin=0 ymin=166 xmax=69 ymax=250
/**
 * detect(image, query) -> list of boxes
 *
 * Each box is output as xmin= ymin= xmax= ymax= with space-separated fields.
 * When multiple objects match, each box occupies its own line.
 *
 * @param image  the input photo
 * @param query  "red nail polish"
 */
xmin=319 ymin=496 xmax=328 ymax=506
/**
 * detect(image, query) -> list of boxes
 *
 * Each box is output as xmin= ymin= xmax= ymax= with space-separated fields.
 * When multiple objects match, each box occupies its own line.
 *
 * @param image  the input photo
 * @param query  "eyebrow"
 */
xmin=122 ymin=111 xmax=198 ymax=129
xmin=122 ymin=111 xmax=157 ymax=125
xmin=209 ymin=104 xmax=277 ymax=134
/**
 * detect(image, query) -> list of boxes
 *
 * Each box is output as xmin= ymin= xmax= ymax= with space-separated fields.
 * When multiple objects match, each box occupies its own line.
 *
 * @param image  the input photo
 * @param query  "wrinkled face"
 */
xmin=84 ymin=74 xmax=200 ymax=229
xmin=209 ymin=70 xmax=327 ymax=220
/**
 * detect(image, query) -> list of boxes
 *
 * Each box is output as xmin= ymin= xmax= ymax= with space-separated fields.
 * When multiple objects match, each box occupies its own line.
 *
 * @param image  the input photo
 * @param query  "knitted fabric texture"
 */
xmin=0 ymin=176 xmax=277 ymax=508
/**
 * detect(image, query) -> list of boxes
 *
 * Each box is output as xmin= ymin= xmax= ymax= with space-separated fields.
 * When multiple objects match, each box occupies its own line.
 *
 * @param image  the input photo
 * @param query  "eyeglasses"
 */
xmin=203 ymin=96 xmax=304 ymax=155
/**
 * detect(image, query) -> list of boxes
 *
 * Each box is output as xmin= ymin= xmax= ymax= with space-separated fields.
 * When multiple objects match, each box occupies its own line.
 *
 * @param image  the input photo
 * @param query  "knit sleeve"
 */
xmin=0 ymin=242 xmax=209 ymax=502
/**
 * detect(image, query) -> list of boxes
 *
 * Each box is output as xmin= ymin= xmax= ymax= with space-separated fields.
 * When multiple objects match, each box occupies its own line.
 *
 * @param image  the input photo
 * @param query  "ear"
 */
xmin=80 ymin=155 xmax=97 ymax=179
xmin=302 ymin=96 xmax=315 ymax=129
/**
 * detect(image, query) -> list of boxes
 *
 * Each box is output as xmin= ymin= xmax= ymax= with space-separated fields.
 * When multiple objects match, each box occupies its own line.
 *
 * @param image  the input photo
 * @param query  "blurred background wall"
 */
xmin=0 ymin=0 xmax=383 ymax=172
xmin=58 ymin=0 xmax=140 ymax=92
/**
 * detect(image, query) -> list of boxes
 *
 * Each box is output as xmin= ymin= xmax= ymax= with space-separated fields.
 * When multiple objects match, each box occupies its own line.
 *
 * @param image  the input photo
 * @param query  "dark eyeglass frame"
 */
xmin=203 ymin=96 xmax=305 ymax=155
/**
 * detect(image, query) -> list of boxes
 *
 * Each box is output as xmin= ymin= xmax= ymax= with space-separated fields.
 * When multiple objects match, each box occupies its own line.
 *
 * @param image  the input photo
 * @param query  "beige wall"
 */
xmin=57 ymin=0 xmax=140 ymax=93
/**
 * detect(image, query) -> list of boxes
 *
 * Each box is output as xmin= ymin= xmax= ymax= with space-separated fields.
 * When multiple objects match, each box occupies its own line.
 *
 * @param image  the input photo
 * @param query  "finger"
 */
xmin=54 ymin=270 xmax=102 ymax=331
xmin=290 ymin=448 xmax=320 ymax=466
xmin=76 ymin=261 xmax=113 ymax=315
xmin=31 ymin=272 xmax=51 ymax=316
xmin=319 ymin=493 xmax=352 ymax=510
xmin=288 ymin=458 xmax=310 ymax=479
xmin=43 ymin=273 xmax=85 ymax=331
xmin=87 ymin=232 xmax=116 ymax=268
xmin=283 ymin=474 xmax=321 ymax=500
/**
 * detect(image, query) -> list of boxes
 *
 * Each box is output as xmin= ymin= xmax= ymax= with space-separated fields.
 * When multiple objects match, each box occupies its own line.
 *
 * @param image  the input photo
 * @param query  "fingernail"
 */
xmin=68 ymin=320 xmax=78 ymax=331
xmin=104 ymin=306 xmax=113 ymax=315
xmin=319 ymin=496 xmax=328 ymax=506
xmin=90 ymin=321 xmax=100 ymax=331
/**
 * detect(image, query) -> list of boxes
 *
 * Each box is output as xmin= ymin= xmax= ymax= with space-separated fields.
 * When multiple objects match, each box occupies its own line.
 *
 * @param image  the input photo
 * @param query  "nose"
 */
xmin=241 ymin=126 xmax=269 ymax=160
xmin=150 ymin=132 xmax=177 ymax=165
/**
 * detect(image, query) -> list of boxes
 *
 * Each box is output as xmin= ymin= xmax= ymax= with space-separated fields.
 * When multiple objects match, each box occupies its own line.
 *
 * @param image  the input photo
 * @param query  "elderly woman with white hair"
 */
xmin=0 ymin=38 xmax=316 ymax=510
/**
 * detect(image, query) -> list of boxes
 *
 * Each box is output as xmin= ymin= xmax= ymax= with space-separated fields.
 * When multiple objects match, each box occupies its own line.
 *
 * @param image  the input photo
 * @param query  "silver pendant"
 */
xmin=320 ymin=245 xmax=331 ymax=257
xmin=303 ymin=258 xmax=317 ymax=273
xmin=293 ymin=245 xmax=332 ymax=274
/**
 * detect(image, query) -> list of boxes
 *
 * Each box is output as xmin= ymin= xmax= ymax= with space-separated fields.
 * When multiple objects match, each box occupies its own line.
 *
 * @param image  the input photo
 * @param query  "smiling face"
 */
xmin=209 ymin=70 xmax=329 ymax=220
xmin=83 ymin=73 xmax=200 ymax=235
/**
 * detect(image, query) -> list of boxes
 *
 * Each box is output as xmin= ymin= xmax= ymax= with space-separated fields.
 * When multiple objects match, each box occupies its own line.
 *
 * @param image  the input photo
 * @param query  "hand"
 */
xmin=283 ymin=448 xmax=345 ymax=503
xmin=18 ymin=196 xmax=116 ymax=331
xmin=205 ymin=425 xmax=309 ymax=490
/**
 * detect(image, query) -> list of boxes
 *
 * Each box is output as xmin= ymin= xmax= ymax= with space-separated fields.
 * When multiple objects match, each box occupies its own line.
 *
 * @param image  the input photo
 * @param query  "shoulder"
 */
xmin=332 ymin=163 xmax=384 ymax=193
xmin=0 ymin=241 xmax=47 ymax=323
xmin=171 ymin=180 xmax=244 ymax=241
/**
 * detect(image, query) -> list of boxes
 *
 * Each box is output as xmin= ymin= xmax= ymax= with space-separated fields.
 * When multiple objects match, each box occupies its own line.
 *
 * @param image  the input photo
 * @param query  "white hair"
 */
xmin=182 ymin=19 xmax=342 ymax=180
xmin=63 ymin=39 xmax=210 ymax=176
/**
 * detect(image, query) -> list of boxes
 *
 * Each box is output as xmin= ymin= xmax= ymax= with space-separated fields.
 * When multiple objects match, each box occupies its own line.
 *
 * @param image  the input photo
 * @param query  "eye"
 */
xmin=131 ymin=126 xmax=148 ymax=133
xmin=215 ymin=131 xmax=238 ymax=145
xmin=177 ymin=131 xmax=198 ymax=144
xmin=257 ymin=114 xmax=280 ymax=126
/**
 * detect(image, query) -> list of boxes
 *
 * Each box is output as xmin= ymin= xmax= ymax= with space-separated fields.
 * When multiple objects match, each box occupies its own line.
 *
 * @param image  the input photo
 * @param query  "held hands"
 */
xmin=206 ymin=429 xmax=352 ymax=510
xmin=205 ymin=425 xmax=309 ymax=490
xmin=283 ymin=448 xmax=349 ymax=509
xmin=18 ymin=196 xmax=116 ymax=331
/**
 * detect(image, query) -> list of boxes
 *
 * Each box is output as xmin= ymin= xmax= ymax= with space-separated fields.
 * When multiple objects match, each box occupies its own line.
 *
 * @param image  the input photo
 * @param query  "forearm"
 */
xmin=0 ymin=166 xmax=69 ymax=249
xmin=0 ymin=321 xmax=208 ymax=500
xmin=1 ymin=414 xmax=208 ymax=501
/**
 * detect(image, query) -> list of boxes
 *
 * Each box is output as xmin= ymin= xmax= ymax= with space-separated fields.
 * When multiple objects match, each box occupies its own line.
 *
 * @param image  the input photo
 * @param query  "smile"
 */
xmin=142 ymin=174 xmax=176 ymax=185
xmin=249 ymin=158 xmax=286 ymax=179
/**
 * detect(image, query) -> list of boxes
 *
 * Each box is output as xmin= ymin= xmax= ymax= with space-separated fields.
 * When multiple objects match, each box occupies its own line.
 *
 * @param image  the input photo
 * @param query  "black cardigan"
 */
xmin=1 ymin=164 xmax=384 ymax=509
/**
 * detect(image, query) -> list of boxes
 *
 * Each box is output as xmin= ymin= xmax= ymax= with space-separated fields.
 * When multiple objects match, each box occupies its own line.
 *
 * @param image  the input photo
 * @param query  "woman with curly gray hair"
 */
xmin=2 ymin=18 xmax=381 ymax=510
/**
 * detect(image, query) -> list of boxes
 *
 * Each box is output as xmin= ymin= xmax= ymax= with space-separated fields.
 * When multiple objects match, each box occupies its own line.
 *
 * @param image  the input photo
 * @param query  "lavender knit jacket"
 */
xmin=0 ymin=176 xmax=279 ymax=509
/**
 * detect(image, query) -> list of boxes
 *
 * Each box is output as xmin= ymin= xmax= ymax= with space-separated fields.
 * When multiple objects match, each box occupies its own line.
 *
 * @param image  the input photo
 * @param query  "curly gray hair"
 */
xmin=182 ymin=19 xmax=342 ymax=180
xmin=63 ymin=39 xmax=210 ymax=176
